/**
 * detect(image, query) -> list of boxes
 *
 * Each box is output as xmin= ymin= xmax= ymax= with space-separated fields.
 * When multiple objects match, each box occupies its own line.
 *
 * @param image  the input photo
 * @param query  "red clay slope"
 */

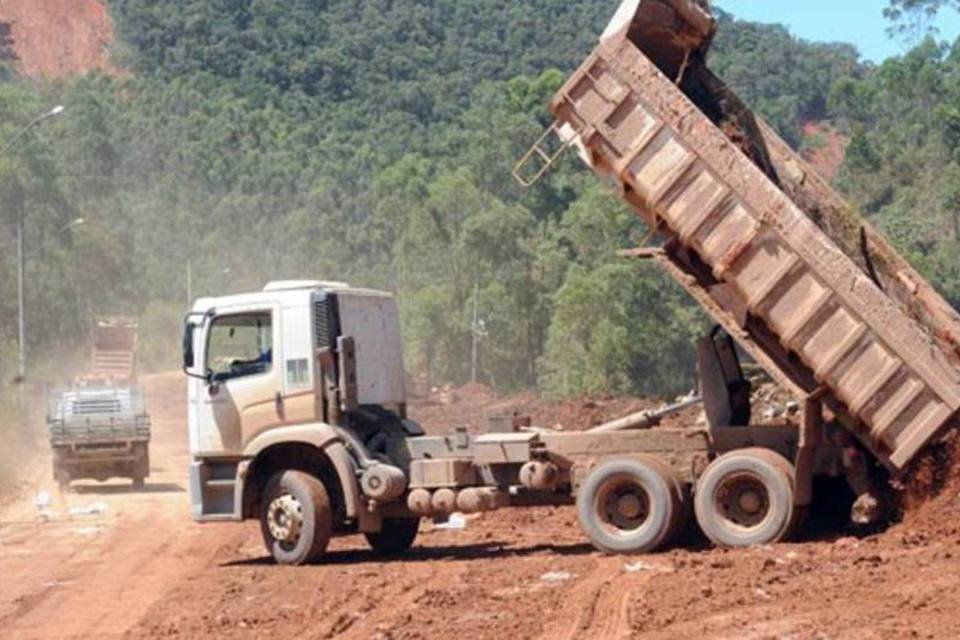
xmin=0 ymin=0 xmax=113 ymax=77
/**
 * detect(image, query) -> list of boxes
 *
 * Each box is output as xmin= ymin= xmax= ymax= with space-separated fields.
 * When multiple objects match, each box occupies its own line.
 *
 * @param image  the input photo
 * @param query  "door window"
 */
xmin=206 ymin=312 xmax=273 ymax=382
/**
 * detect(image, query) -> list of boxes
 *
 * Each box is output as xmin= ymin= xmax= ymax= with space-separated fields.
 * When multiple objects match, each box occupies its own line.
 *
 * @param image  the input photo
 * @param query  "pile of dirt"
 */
xmin=902 ymin=428 xmax=960 ymax=534
xmin=0 ymin=0 xmax=114 ymax=77
xmin=409 ymin=382 xmax=674 ymax=435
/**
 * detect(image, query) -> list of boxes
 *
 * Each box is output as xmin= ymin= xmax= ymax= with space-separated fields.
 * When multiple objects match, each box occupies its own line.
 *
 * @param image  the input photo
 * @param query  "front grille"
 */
xmin=72 ymin=399 xmax=122 ymax=415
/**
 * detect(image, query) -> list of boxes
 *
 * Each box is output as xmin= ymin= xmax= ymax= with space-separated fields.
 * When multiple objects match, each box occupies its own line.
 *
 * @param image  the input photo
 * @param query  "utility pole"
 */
xmin=6 ymin=105 xmax=66 ymax=397
xmin=471 ymin=284 xmax=479 ymax=383
xmin=16 ymin=207 xmax=25 ymax=385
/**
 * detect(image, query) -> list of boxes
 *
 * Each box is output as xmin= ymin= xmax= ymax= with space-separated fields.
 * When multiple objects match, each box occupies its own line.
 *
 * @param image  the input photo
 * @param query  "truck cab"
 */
xmin=184 ymin=280 xmax=412 ymax=525
xmin=185 ymin=280 xmax=405 ymax=458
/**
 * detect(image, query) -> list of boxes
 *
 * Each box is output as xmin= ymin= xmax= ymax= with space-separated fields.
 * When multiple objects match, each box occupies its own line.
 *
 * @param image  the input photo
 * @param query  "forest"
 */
xmin=0 ymin=0 xmax=958 ymax=404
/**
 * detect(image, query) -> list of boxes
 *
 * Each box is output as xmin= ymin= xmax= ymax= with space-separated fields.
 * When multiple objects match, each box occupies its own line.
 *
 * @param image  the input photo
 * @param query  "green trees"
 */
xmin=3 ymin=1 xmax=958 ymax=399
xmin=828 ymin=36 xmax=960 ymax=309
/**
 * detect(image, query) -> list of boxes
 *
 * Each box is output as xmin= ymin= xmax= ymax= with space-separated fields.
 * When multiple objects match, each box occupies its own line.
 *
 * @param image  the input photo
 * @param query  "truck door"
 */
xmin=200 ymin=306 xmax=283 ymax=451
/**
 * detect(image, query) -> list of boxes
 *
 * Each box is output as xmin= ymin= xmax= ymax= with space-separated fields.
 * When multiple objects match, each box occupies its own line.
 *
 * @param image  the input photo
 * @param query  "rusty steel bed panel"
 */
xmin=550 ymin=41 xmax=960 ymax=470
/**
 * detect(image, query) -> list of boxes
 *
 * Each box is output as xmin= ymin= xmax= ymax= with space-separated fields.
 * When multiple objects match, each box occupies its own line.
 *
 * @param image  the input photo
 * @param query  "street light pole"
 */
xmin=16 ymin=207 xmax=25 ymax=384
xmin=8 ymin=105 xmax=66 ymax=389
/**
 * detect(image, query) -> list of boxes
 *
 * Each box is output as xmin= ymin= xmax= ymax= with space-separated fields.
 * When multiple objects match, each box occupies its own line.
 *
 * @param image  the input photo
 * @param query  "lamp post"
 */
xmin=58 ymin=217 xmax=85 ymax=233
xmin=9 ymin=105 xmax=67 ymax=387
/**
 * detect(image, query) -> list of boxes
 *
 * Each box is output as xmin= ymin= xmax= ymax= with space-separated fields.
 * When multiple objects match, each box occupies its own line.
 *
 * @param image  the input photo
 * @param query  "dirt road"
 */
xmin=3 ymin=374 xmax=960 ymax=639
xmin=0 ymin=373 xmax=241 ymax=639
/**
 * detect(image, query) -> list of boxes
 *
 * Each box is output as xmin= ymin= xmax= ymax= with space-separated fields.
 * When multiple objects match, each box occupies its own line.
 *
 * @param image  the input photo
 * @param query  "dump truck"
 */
xmin=48 ymin=318 xmax=151 ymax=490
xmin=182 ymin=1 xmax=960 ymax=565
xmin=83 ymin=317 xmax=140 ymax=385
xmin=186 ymin=280 xmax=851 ymax=564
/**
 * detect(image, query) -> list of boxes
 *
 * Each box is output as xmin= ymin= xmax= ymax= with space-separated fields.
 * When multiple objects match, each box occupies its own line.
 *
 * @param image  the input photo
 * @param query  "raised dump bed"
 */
xmin=85 ymin=317 xmax=139 ymax=385
xmin=518 ymin=0 xmax=960 ymax=471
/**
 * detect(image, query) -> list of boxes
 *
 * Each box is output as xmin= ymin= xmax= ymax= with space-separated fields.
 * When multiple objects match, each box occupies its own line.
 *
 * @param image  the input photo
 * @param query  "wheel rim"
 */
xmin=595 ymin=474 xmax=652 ymax=536
xmin=267 ymin=493 xmax=304 ymax=548
xmin=714 ymin=472 xmax=771 ymax=530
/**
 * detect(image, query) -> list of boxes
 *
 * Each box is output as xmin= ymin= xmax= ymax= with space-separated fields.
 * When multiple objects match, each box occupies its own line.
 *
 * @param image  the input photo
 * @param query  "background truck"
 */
xmin=182 ymin=1 xmax=960 ymax=566
xmin=48 ymin=317 xmax=151 ymax=490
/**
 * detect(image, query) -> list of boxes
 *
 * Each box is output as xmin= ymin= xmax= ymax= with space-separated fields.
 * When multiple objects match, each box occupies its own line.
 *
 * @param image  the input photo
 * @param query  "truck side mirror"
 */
xmin=182 ymin=323 xmax=196 ymax=370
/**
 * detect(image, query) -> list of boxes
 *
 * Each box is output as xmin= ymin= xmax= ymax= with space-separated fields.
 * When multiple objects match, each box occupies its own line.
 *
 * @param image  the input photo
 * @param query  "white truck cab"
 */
xmin=183 ymin=281 xmax=413 ymax=542
xmin=184 ymin=280 xmax=405 ymax=459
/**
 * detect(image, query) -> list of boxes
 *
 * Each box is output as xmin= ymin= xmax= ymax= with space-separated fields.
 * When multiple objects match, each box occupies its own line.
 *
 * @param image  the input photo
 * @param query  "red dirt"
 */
xmin=3 ymin=375 xmax=960 ymax=639
xmin=801 ymin=121 xmax=847 ymax=182
xmin=0 ymin=0 xmax=113 ymax=77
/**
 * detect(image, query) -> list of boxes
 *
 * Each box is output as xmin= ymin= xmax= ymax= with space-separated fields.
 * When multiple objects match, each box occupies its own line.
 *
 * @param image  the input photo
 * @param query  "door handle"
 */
xmin=275 ymin=391 xmax=284 ymax=411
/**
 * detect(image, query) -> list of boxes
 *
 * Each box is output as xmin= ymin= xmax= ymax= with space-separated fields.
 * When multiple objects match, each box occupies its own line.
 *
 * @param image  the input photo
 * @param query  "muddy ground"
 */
xmin=2 ymin=373 xmax=960 ymax=639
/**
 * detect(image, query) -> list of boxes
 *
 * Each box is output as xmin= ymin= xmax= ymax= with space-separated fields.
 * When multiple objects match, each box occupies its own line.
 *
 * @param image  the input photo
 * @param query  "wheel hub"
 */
xmin=598 ymin=476 xmax=651 ymax=532
xmin=267 ymin=493 xmax=303 ymax=544
xmin=717 ymin=474 xmax=770 ymax=528
xmin=738 ymin=490 xmax=762 ymax=514
xmin=617 ymin=493 xmax=643 ymax=519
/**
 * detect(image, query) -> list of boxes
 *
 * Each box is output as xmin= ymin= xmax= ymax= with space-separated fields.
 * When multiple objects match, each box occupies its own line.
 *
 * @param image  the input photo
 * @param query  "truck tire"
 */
xmin=694 ymin=448 xmax=797 ymax=548
xmin=577 ymin=455 xmax=684 ymax=554
xmin=132 ymin=443 xmax=149 ymax=490
xmin=260 ymin=470 xmax=332 ymax=565
xmin=364 ymin=517 xmax=420 ymax=555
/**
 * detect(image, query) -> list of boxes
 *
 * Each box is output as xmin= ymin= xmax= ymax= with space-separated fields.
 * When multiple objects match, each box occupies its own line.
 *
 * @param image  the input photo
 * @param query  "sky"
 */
xmin=715 ymin=0 xmax=960 ymax=62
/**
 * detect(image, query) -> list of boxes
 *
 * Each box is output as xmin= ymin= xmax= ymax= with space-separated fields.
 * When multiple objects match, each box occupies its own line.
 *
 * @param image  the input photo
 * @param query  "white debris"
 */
xmin=540 ymin=571 xmax=574 ymax=583
xmin=69 ymin=502 xmax=108 ymax=517
xmin=42 ymin=580 xmax=75 ymax=589
xmin=34 ymin=491 xmax=52 ymax=509
xmin=71 ymin=526 xmax=103 ymax=536
xmin=34 ymin=491 xmax=55 ymax=522
xmin=433 ymin=512 xmax=467 ymax=530
xmin=624 ymin=561 xmax=656 ymax=573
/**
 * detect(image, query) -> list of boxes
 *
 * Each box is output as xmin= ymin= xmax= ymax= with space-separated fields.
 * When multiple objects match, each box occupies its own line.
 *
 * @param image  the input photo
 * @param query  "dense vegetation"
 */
xmin=0 ymin=0 xmax=957 ymax=404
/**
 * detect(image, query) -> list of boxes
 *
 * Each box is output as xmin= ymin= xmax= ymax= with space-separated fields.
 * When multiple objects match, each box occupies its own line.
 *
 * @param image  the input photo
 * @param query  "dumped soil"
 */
xmin=2 ymin=375 xmax=960 ymax=639
xmin=0 ymin=0 xmax=113 ymax=77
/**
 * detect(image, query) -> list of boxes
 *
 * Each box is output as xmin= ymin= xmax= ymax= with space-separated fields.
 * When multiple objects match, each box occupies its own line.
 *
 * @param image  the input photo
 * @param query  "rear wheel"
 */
xmin=364 ymin=517 xmax=420 ymax=555
xmin=131 ymin=443 xmax=149 ymax=490
xmin=577 ymin=455 xmax=685 ymax=554
xmin=260 ymin=470 xmax=332 ymax=565
xmin=694 ymin=448 xmax=798 ymax=548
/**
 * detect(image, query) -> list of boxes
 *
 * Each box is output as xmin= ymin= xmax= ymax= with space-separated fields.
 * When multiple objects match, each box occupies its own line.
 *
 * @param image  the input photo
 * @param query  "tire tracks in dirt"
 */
xmin=535 ymin=557 xmax=665 ymax=640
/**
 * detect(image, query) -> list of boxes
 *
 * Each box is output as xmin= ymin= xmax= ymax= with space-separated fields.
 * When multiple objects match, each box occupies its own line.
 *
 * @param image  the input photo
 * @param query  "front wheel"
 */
xmin=260 ymin=470 xmax=332 ymax=565
xmin=364 ymin=517 xmax=420 ymax=555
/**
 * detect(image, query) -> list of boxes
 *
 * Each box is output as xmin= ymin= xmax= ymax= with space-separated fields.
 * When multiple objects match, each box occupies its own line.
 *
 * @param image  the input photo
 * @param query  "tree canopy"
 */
xmin=0 ymin=1 xmax=956 ymax=401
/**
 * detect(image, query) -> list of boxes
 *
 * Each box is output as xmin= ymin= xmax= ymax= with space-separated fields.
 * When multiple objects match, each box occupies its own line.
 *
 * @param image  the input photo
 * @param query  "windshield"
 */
xmin=206 ymin=312 xmax=273 ymax=382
